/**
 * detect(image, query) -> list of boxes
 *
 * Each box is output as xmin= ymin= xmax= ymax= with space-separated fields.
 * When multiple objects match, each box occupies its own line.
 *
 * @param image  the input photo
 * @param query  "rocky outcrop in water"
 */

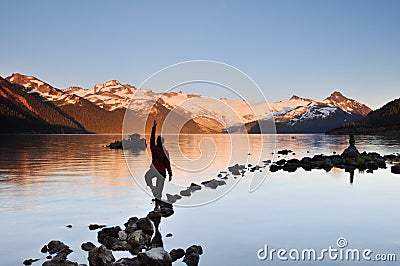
xmin=269 ymin=135 xmax=400 ymax=175
xmin=25 ymin=201 xmax=203 ymax=266
xmin=108 ymin=134 xmax=147 ymax=151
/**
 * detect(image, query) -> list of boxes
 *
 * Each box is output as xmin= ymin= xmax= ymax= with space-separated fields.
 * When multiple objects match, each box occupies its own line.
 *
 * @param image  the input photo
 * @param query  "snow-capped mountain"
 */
xmin=323 ymin=91 xmax=371 ymax=116
xmin=6 ymin=74 xmax=81 ymax=105
xmin=4 ymin=73 xmax=372 ymax=134
xmin=64 ymin=80 xmax=271 ymax=128
xmin=64 ymin=80 xmax=137 ymax=111
xmin=248 ymin=104 xmax=364 ymax=134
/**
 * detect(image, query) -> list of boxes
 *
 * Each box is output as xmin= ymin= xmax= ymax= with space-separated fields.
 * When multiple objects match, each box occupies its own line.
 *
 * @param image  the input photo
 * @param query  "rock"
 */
xmin=42 ymin=259 xmax=79 ymax=266
xmin=201 ymin=179 xmax=220 ymax=189
xmin=341 ymin=135 xmax=360 ymax=158
xmin=66 ymin=225 xmax=72 ymax=228
xmin=165 ymin=233 xmax=173 ymax=238
xmin=147 ymin=211 xmax=162 ymax=225
xmin=81 ymin=242 xmax=96 ymax=252
xmin=277 ymin=149 xmax=292 ymax=155
xmin=349 ymin=135 xmax=355 ymax=146
xmin=112 ymin=257 xmax=142 ymax=266
xmin=128 ymin=230 xmax=150 ymax=247
xmin=111 ymin=240 xmax=130 ymax=251
xmin=98 ymin=226 xmax=121 ymax=244
xmin=118 ymin=230 xmax=128 ymax=241
xmin=42 ymin=242 xmax=76 ymax=266
xmin=301 ymin=163 xmax=312 ymax=171
xmin=276 ymin=159 xmax=286 ymax=165
xmin=391 ymin=164 xmax=400 ymax=174
xmin=250 ymin=165 xmax=261 ymax=172
xmin=136 ymin=218 xmax=154 ymax=236
xmin=322 ymin=159 xmax=333 ymax=172
xmin=124 ymin=217 xmax=138 ymax=233
xmin=47 ymin=240 xmax=69 ymax=254
xmin=137 ymin=247 xmax=172 ymax=266
xmin=189 ymin=183 xmax=201 ymax=191
xmin=52 ymin=247 xmax=74 ymax=261
xmin=89 ymin=224 xmax=107 ymax=231
xmin=108 ymin=140 xmax=123 ymax=149
xmin=169 ymin=248 xmax=185 ymax=262
xmin=41 ymin=245 xmax=48 ymax=253
xmin=183 ymin=245 xmax=203 ymax=266
xmin=88 ymin=245 xmax=115 ymax=266
xmin=160 ymin=209 xmax=174 ymax=218
xmin=166 ymin=194 xmax=181 ymax=203
xmin=180 ymin=188 xmax=192 ymax=197
xmin=269 ymin=164 xmax=281 ymax=172
xmin=282 ymin=163 xmax=297 ymax=172
xmin=228 ymin=164 xmax=245 ymax=175
xmin=46 ymin=255 xmax=52 ymax=259
xmin=23 ymin=258 xmax=40 ymax=265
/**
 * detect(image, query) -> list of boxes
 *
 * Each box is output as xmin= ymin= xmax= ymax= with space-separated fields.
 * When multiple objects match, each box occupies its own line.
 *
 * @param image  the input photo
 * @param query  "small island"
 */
xmin=107 ymin=133 xmax=147 ymax=151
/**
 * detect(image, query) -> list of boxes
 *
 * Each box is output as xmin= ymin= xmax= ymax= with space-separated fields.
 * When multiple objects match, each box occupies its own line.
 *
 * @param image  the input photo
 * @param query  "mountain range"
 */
xmin=327 ymin=97 xmax=400 ymax=135
xmin=0 ymin=73 xmax=380 ymax=134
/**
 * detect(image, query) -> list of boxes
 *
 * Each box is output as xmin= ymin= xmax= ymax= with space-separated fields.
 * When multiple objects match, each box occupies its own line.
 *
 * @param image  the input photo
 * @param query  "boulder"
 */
xmin=269 ymin=164 xmax=281 ymax=172
xmin=282 ymin=163 xmax=297 ymax=172
xmin=118 ymin=230 xmax=128 ymax=241
xmin=169 ymin=248 xmax=185 ymax=262
xmin=183 ymin=245 xmax=203 ymax=266
xmin=277 ymin=149 xmax=292 ymax=155
xmin=137 ymin=247 xmax=172 ymax=266
xmin=188 ymin=183 xmax=202 ymax=191
xmin=180 ymin=189 xmax=192 ymax=197
xmin=89 ymin=224 xmax=106 ymax=231
xmin=391 ymin=164 xmax=400 ymax=174
xmin=127 ymin=230 xmax=150 ymax=247
xmin=341 ymin=135 xmax=360 ymax=158
xmin=147 ymin=211 xmax=162 ymax=225
xmin=23 ymin=258 xmax=40 ymax=265
xmin=124 ymin=217 xmax=138 ymax=234
xmin=41 ymin=245 xmax=48 ymax=253
xmin=136 ymin=218 xmax=154 ymax=236
xmin=47 ymin=240 xmax=70 ymax=255
xmin=228 ymin=164 xmax=245 ymax=175
xmin=98 ymin=226 xmax=121 ymax=244
xmin=88 ymin=245 xmax=115 ymax=266
xmin=201 ymin=179 xmax=224 ymax=189
xmin=81 ymin=242 xmax=96 ymax=252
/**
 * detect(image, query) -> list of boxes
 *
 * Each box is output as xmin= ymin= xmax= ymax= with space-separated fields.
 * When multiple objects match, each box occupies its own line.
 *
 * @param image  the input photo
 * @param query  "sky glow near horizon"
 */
xmin=1 ymin=0 xmax=399 ymax=109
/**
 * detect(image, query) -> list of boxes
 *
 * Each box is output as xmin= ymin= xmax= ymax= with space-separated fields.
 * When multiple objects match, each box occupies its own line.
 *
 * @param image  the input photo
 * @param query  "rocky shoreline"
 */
xmin=268 ymin=135 xmax=400 ymax=176
xmin=24 ymin=202 xmax=203 ymax=266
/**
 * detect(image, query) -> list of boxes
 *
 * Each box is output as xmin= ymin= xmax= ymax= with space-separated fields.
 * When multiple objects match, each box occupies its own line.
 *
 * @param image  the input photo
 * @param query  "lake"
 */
xmin=1 ymin=134 xmax=400 ymax=265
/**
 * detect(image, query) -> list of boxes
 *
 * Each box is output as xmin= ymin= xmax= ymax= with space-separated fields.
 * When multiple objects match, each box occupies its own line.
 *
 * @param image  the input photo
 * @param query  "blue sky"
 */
xmin=1 ymin=0 xmax=399 ymax=109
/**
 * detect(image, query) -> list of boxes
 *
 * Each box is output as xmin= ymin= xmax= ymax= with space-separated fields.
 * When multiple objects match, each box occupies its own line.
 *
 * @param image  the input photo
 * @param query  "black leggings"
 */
xmin=144 ymin=168 xmax=166 ymax=200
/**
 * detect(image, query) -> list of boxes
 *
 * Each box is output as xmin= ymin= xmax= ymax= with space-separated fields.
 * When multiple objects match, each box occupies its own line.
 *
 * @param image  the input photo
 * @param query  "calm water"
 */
xmin=1 ymin=134 xmax=400 ymax=265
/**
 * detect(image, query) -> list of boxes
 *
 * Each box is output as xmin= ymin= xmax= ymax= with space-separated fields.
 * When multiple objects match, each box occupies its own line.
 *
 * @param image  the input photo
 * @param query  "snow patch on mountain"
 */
xmin=288 ymin=106 xmax=339 ymax=126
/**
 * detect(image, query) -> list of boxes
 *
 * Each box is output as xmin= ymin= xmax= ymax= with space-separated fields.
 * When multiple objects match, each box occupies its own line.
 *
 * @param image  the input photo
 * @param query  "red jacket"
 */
xmin=150 ymin=124 xmax=172 ymax=176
